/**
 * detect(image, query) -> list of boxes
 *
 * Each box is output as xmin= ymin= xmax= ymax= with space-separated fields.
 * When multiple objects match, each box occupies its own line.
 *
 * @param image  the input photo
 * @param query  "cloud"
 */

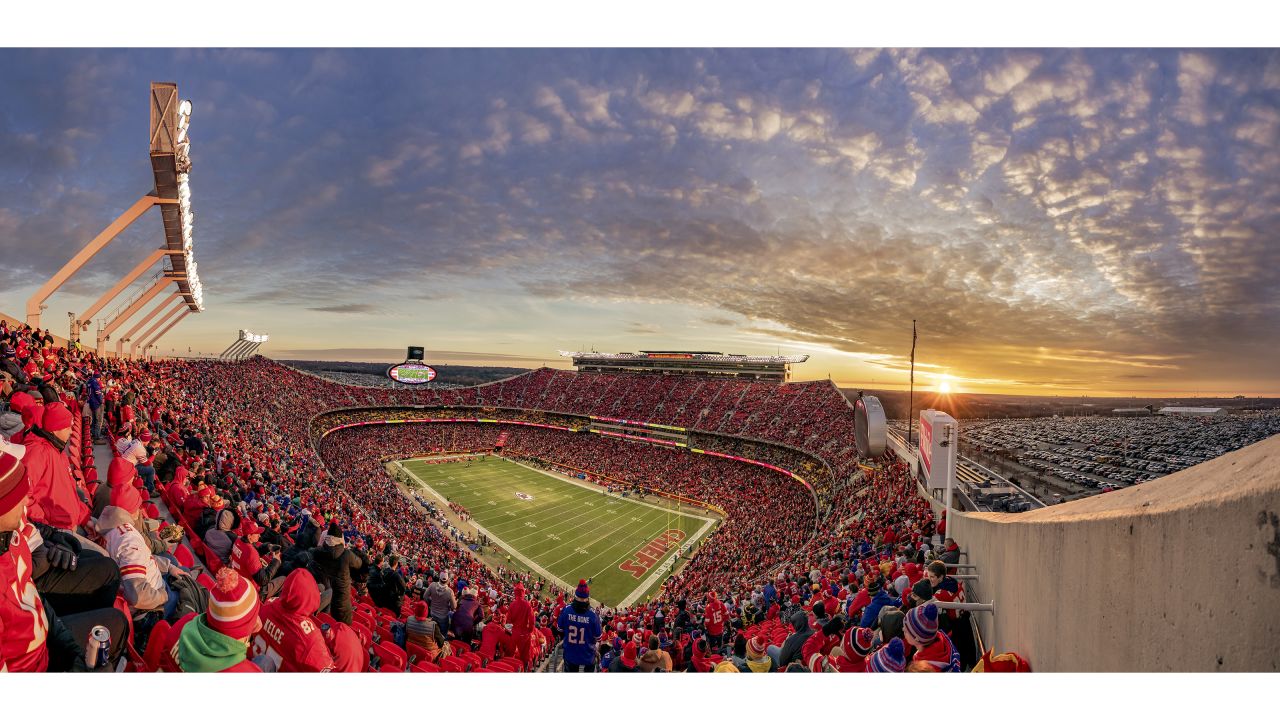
xmin=2 ymin=48 xmax=1277 ymax=395
xmin=306 ymin=304 xmax=380 ymax=314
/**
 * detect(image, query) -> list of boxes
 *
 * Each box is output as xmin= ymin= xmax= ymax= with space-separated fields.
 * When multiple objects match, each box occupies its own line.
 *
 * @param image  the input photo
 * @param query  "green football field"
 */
xmin=397 ymin=456 xmax=718 ymax=607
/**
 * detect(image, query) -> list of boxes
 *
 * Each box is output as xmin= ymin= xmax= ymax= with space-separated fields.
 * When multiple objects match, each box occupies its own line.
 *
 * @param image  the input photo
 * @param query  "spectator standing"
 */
xmin=557 ymin=580 xmax=601 ymax=672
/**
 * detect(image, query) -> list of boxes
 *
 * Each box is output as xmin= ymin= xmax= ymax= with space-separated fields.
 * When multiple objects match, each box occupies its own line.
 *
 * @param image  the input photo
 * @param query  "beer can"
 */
xmin=86 ymin=625 xmax=111 ymax=669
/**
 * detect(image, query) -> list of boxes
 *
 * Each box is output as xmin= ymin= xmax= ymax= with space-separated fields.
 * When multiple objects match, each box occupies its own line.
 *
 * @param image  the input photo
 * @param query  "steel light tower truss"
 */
xmin=24 ymin=82 xmax=204 ymax=356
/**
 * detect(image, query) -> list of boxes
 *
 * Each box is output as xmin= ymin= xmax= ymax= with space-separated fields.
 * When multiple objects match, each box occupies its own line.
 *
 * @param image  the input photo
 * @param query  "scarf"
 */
xmin=176 ymin=615 xmax=249 ymax=673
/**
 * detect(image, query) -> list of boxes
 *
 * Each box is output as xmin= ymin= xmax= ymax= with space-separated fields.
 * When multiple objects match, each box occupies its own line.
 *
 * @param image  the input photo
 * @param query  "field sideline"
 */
xmin=397 ymin=456 xmax=718 ymax=607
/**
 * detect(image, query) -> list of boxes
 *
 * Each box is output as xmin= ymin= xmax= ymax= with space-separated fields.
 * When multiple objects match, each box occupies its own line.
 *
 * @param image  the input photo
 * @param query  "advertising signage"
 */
xmin=388 ymin=362 xmax=436 ymax=384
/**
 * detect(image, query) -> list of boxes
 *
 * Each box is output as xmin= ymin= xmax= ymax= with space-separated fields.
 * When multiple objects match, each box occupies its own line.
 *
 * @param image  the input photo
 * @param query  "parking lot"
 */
xmin=958 ymin=411 xmax=1280 ymax=501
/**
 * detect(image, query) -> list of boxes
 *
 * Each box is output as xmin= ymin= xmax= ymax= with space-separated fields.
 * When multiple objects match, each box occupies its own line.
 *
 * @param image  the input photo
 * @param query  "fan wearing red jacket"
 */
xmin=250 ymin=568 xmax=335 ymax=672
xmin=1 ymin=453 xmax=125 ymax=672
xmin=22 ymin=403 xmax=90 ymax=531
xmin=702 ymin=590 xmax=727 ymax=650
xmin=507 ymin=582 xmax=535 ymax=669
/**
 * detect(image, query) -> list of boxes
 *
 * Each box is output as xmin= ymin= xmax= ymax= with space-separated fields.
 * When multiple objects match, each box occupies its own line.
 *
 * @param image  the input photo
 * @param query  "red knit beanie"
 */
xmin=207 ymin=568 xmax=261 ymax=640
xmin=108 ymin=457 xmax=135 ymax=487
xmin=42 ymin=402 xmax=73 ymax=433
xmin=110 ymin=479 xmax=143 ymax=516
xmin=0 ymin=452 xmax=30 ymax=516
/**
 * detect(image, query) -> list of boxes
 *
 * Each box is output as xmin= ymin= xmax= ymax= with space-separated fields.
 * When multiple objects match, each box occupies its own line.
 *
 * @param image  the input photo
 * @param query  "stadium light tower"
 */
xmin=24 ymin=82 xmax=204 ymax=355
xmin=219 ymin=330 xmax=269 ymax=361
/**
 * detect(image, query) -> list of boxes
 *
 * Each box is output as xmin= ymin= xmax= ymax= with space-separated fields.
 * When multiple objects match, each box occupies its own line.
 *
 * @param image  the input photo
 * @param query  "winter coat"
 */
xmin=776 ymin=611 xmax=814 ymax=667
xmin=203 ymin=509 xmax=237 ymax=565
xmin=310 ymin=538 xmax=362 ymax=624
xmin=22 ymin=432 xmax=89 ymax=531
xmin=0 ymin=521 xmax=52 ymax=672
xmin=859 ymin=590 xmax=901 ymax=629
xmin=452 ymin=595 xmax=481 ymax=637
xmin=252 ymin=568 xmax=335 ymax=672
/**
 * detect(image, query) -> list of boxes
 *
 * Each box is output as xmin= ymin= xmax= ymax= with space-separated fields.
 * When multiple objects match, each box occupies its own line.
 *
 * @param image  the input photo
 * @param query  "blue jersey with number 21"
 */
xmin=557 ymin=605 xmax=602 ymax=666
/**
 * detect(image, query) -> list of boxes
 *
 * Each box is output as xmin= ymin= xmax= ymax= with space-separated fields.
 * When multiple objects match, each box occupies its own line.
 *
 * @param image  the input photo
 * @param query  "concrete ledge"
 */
xmin=935 ymin=433 xmax=1280 ymax=671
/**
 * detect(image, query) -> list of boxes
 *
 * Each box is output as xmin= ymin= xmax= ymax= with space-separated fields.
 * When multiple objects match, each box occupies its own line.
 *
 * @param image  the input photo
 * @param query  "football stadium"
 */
xmin=1 ymin=39 xmax=1278 ymax=692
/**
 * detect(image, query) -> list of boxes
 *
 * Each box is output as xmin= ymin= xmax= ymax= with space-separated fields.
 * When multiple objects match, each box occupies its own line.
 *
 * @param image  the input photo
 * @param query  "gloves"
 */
xmin=45 ymin=542 xmax=78 ymax=571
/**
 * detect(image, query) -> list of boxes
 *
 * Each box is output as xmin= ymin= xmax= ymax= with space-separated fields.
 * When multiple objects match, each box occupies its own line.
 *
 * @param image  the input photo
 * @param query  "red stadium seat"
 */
xmin=410 ymin=660 xmax=441 ymax=672
xmin=142 ymin=620 xmax=171 ymax=672
xmin=173 ymin=543 xmax=196 ymax=569
xmin=438 ymin=655 xmax=468 ymax=673
xmin=405 ymin=642 xmax=435 ymax=665
xmin=372 ymin=641 xmax=406 ymax=672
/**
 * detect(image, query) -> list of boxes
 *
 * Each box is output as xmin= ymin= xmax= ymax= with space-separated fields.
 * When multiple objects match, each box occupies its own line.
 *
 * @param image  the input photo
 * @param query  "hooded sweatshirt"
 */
xmin=252 ymin=568 xmax=335 ymax=672
xmin=776 ymin=611 xmax=814 ymax=668
xmin=508 ymin=583 xmax=535 ymax=640
xmin=203 ymin=508 xmax=237 ymax=565
xmin=176 ymin=615 xmax=261 ymax=673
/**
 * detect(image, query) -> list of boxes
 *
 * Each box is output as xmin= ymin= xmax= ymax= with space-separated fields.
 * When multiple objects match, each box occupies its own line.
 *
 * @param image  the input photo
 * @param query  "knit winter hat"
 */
xmin=0 ymin=451 xmax=30 ymax=516
xmin=866 ymin=637 xmax=906 ymax=672
xmin=904 ymin=603 xmax=940 ymax=648
xmin=574 ymin=579 xmax=590 ymax=601
xmin=412 ymin=601 xmax=428 ymax=620
xmin=808 ymin=653 xmax=830 ymax=673
xmin=207 ymin=568 xmax=261 ymax=640
xmin=41 ymin=402 xmax=73 ymax=432
xmin=621 ymin=640 xmax=638 ymax=668
xmin=110 ymin=480 xmax=143 ymax=516
xmin=747 ymin=635 xmax=767 ymax=659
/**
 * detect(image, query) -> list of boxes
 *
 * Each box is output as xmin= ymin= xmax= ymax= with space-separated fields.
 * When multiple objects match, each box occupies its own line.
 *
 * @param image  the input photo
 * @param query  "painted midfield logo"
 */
xmin=515 ymin=492 xmax=534 ymax=501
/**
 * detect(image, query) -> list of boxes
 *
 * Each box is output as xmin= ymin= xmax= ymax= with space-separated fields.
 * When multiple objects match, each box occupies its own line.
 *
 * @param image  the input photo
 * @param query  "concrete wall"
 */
xmin=928 ymin=433 xmax=1280 ymax=672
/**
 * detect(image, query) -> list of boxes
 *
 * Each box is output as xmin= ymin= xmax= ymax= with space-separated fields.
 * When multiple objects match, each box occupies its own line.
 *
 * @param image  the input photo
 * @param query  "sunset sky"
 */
xmin=1 ymin=48 xmax=1277 ymax=396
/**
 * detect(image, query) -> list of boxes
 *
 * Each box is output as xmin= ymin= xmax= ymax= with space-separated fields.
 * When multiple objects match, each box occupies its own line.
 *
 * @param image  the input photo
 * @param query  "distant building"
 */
xmin=558 ymin=350 xmax=807 ymax=382
xmin=1113 ymin=407 xmax=1153 ymax=416
xmin=1158 ymin=406 xmax=1227 ymax=416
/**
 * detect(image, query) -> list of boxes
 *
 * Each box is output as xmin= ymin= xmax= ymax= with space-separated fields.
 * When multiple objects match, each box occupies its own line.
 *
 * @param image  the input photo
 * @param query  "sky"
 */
xmin=0 ymin=48 xmax=1277 ymax=396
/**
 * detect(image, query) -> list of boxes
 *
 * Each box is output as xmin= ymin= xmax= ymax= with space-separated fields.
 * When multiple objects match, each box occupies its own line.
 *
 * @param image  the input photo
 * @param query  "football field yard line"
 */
xmin=397 ymin=456 xmax=719 ymax=607
xmin=397 ymin=460 xmax=574 ymax=596
xmin=522 ymin=502 xmax=666 ymax=562
xmin=500 ymin=496 xmax=638 ymax=542
xmin=502 ymin=456 xmax=715 ymax=521
xmin=519 ymin=503 xmax=662 ymax=558
xmin=550 ymin=510 xmax=676 ymax=580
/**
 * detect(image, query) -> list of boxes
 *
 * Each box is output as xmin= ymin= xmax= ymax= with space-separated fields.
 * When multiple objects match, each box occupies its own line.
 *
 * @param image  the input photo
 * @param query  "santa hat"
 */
xmin=574 ymin=579 xmax=590 ymax=601
xmin=0 ymin=451 xmax=30 ymax=516
xmin=904 ymin=603 xmax=940 ymax=647
xmin=866 ymin=637 xmax=906 ymax=672
xmin=42 ymin=402 xmax=72 ymax=433
xmin=110 ymin=479 xmax=143 ymax=515
xmin=206 ymin=568 xmax=261 ymax=640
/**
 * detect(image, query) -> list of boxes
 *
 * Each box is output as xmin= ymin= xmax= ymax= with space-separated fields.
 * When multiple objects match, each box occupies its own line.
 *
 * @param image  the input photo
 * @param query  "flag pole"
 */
xmin=907 ymin=320 xmax=917 ymax=448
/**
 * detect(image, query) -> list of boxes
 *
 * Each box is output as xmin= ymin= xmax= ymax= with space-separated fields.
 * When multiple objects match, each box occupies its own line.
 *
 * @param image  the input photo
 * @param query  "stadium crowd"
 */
xmin=0 ymin=324 xmax=998 ymax=672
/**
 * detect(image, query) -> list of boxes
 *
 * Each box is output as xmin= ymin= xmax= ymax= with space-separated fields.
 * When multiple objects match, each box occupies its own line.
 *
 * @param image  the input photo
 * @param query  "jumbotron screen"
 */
xmin=387 ymin=361 xmax=436 ymax=384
